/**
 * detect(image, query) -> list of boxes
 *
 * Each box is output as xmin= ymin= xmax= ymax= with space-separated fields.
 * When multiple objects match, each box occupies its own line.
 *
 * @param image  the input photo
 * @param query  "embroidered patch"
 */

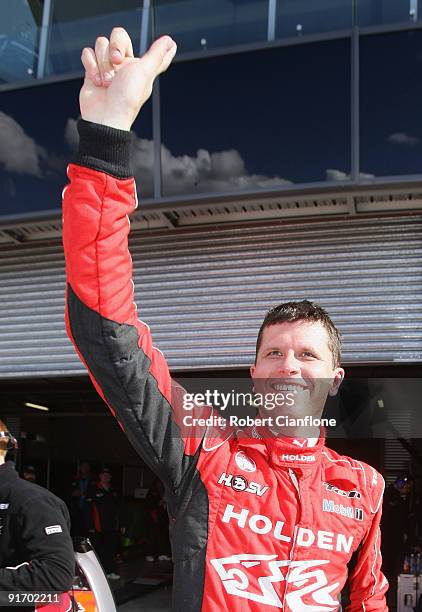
xmin=235 ymin=451 xmax=256 ymax=473
xmin=45 ymin=525 xmax=63 ymax=535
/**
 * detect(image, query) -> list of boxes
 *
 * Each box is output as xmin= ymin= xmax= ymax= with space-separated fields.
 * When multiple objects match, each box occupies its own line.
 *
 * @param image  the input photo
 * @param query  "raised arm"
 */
xmin=63 ymin=30 xmax=205 ymax=491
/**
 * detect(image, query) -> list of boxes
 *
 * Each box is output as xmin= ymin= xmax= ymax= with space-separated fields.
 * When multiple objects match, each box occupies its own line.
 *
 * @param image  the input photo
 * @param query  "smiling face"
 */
xmin=250 ymin=320 xmax=344 ymax=422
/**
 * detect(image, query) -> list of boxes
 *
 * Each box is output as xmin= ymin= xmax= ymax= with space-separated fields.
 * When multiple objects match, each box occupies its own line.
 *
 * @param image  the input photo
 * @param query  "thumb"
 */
xmin=139 ymin=36 xmax=177 ymax=80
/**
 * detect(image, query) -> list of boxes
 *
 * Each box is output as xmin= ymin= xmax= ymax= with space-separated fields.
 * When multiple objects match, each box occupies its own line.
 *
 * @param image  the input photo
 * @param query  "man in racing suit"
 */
xmin=62 ymin=29 xmax=388 ymax=611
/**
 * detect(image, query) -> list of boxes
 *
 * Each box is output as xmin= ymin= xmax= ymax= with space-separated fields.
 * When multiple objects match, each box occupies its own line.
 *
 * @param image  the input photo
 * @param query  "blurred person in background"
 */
xmin=0 ymin=418 xmax=74 ymax=610
xmin=84 ymin=468 xmax=123 ymax=580
xmin=382 ymin=473 xmax=422 ymax=607
xmin=69 ymin=460 xmax=95 ymax=537
xmin=22 ymin=465 xmax=37 ymax=483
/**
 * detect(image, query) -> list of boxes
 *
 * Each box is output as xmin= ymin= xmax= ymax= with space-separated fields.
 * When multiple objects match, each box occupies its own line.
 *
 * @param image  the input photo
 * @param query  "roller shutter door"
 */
xmin=0 ymin=214 xmax=421 ymax=378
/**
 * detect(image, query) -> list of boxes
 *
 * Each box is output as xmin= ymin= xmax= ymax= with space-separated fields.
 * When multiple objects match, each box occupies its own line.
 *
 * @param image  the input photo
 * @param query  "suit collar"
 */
xmin=235 ymin=425 xmax=325 ymax=470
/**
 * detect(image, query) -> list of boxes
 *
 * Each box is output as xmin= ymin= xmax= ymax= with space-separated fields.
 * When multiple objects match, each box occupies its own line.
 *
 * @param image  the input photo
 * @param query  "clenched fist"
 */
xmin=80 ymin=27 xmax=177 ymax=131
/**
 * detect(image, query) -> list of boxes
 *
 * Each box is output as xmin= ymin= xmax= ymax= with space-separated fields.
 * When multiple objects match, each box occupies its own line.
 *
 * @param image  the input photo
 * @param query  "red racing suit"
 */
xmin=62 ymin=120 xmax=388 ymax=611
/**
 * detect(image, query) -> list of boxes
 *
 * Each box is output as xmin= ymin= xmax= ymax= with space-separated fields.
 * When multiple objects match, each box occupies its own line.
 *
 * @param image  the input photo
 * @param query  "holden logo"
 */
xmin=235 ymin=451 xmax=256 ymax=473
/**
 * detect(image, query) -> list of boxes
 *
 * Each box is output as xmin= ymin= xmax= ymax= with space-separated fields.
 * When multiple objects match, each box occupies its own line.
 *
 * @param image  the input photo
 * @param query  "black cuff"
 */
xmin=71 ymin=119 xmax=134 ymax=179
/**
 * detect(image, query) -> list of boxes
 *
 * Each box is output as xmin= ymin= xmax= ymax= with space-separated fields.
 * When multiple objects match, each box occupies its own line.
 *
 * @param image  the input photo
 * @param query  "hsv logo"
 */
xmin=323 ymin=499 xmax=364 ymax=521
xmin=221 ymin=504 xmax=354 ymax=552
xmin=218 ymin=473 xmax=269 ymax=497
xmin=323 ymin=482 xmax=361 ymax=499
xmin=280 ymin=454 xmax=316 ymax=463
xmin=235 ymin=451 xmax=256 ymax=473
xmin=210 ymin=554 xmax=339 ymax=610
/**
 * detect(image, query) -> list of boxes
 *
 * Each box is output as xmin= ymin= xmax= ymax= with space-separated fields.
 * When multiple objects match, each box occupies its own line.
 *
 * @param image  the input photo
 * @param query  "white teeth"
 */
xmin=273 ymin=384 xmax=305 ymax=393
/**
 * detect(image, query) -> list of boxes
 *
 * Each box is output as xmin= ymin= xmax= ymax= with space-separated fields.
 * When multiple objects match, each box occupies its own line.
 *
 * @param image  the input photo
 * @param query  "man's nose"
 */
xmin=277 ymin=354 xmax=300 ymax=376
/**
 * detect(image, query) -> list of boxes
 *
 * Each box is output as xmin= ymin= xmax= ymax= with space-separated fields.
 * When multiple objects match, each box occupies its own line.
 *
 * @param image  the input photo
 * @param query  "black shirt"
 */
xmin=0 ymin=462 xmax=74 ymax=610
xmin=85 ymin=484 xmax=120 ymax=533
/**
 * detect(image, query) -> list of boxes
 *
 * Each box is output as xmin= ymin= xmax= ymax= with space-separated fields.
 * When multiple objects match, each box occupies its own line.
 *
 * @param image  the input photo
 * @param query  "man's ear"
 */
xmin=250 ymin=364 xmax=256 ymax=378
xmin=328 ymin=367 xmax=345 ymax=396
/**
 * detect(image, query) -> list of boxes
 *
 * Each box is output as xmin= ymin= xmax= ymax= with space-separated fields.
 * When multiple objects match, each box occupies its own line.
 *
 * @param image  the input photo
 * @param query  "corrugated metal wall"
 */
xmin=0 ymin=215 xmax=421 ymax=378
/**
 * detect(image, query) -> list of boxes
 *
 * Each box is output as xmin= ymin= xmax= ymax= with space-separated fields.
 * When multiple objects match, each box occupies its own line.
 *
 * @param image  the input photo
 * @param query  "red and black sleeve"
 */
xmin=63 ymin=120 xmax=204 ymax=492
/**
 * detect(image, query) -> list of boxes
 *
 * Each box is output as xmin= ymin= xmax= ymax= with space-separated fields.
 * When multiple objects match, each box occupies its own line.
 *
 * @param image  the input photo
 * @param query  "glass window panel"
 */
xmin=160 ymin=39 xmax=351 ymax=197
xmin=276 ymin=0 xmax=352 ymax=38
xmin=0 ymin=79 xmax=153 ymax=219
xmin=0 ymin=0 xmax=42 ymax=82
xmin=46 ymin=0 xmax=142 ymax=76
xmin=360 ymin=30 xmax=422 ymax=177
xmin=132 ymin=100 xmax=154 ymax=200
xmin=152 ymin=0 xmax=268 ymax=54
xmin=357 ymin=0 xmax=419 ymax=27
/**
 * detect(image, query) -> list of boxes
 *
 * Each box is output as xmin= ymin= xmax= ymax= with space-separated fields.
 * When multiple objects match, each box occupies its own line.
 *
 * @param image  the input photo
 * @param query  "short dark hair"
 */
xmin=255 ymin=300 xmax=342 ymax=367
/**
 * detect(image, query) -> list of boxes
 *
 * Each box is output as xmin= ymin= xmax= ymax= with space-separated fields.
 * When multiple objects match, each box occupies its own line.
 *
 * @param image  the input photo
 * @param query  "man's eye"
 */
xmin=301 ymin=351 xmax=316 ymax=358
xmin=268 ymin=350 xmax=282 ymax=357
